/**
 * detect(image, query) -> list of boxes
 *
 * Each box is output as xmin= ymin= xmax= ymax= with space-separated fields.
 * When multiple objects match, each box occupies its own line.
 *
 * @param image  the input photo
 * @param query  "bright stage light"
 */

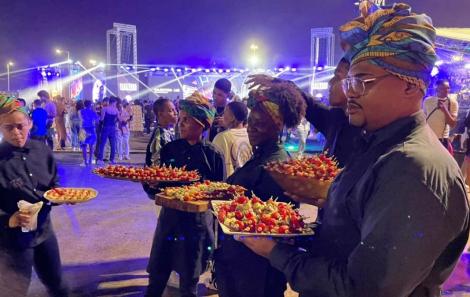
xmin=55 ymin=49 xmax=62 ymax=54
xmin=250 ymin=44 xmax=258 ymax=51
xmin=317 ymin=66 xmax=324 ymax=71
xmin=150 ymin=67 xmax=156 ymax=71
xmin=176 ymin=68 xmax=182 ymax=72
xmin=7 ymin=61 xmax=14 ymax=66
xmin=226 ymin=69 xmax=231 ymax=73
xmin=163 ymin=68 xmax=169 ymax=72
xmin=191 ymin=69 xmax=197 ymax=73
xmin=89 ymin=59 xmax=97 ymax=66
xmin=452 ymin=55 xmax=464 ymax=62
xmin=291 ymin=68 xmax=297 ymax=72
xmin=435 ymin=60 xmax=444 ymax=66
xmin=431 ymin=66 xmax=439 ymax=77
xmin=98 ymin=62 xmax=105 ymax=68
xmin=249 ymin=55 xmax=259 ymax=67
xmin=315 ymin=93 xmax=323 ymax=98
xmin=218 ymin=69 xmax=223 ymax=73
xmin=285 ymin=66 xmax=291 ymax=71
xmin=205 ymin=69 xmax=210 ymax=73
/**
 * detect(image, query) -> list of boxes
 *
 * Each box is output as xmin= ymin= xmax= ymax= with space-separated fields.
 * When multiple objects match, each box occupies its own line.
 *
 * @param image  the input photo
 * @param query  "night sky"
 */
xmin=0 ymin=0 xmax=469 ymax=70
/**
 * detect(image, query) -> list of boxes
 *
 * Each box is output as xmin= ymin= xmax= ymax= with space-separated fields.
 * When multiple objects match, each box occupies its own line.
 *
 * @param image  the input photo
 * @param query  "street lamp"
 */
xmin=55 ymin=48 xmax=70 ymax=61
xmin=55 ymin=48 xmax=71 ymax=98
xmin=6 ymin=61 xmax=13 ymax=92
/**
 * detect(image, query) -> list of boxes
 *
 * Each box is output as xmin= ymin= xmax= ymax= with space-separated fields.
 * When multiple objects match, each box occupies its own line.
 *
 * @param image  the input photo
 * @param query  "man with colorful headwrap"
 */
xmin=239 ymin=3 xmax=469 ymax=297
xmin=145 ymin=92 xmax=225 ymax=297
xmin=0 ymin=95 xmax=68 ymax=296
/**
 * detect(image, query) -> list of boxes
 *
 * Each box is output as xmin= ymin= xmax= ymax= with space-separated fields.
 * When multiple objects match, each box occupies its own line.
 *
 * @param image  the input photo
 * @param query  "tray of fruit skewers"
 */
xmin=155 ymin=181 xmax=246 ymax=213
xmin=211 ymin=195 xmax=314 ymax=237
xmin=44 ymin=187 xmax=98 ymax=204
xmin=264 ymin=154 xmax=340 ymax=200
xmin=93 ymin=165 xmax=200 ymax=183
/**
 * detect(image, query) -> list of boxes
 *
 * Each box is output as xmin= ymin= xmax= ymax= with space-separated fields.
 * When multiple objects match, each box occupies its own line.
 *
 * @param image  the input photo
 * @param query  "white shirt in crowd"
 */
xmin=212 ymin=128 xmax=253 ymax=177
xmin=423 ymin=95 xmax=458 ymax=139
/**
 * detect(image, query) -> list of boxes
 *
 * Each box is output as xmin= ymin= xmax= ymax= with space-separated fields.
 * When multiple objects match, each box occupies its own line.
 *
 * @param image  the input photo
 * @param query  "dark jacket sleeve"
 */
xmin=211 ymin=146 xmax=226 ymax=182
xmin=142 ymin=142 xmax=170 ymax=199
xmin=47 ymin=148 xmax=60 ymax=188
xmin=303 ymin=95 xmax=332 ymax=136
xmin=269 ymin=168 xmax=469 ymax=297
xmin=273 ymin=77 xmax=332 ymax=135
xmin=0 ymin=209 xmax=11 ymax=229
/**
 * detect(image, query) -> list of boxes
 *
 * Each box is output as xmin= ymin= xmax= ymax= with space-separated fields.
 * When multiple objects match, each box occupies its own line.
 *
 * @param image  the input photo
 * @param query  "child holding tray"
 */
xmin=144 ymin=92 xmax=225 ymax=297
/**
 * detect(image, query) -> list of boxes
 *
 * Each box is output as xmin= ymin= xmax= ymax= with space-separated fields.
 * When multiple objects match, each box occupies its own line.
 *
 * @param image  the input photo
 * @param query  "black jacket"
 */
xmin=0 ymin=140 xmax=58 ymax=249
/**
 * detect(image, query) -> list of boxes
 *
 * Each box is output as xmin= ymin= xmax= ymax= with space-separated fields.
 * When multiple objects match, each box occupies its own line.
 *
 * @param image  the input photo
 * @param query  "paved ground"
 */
xmin=25 ymin=134 xmax=470 ymax=297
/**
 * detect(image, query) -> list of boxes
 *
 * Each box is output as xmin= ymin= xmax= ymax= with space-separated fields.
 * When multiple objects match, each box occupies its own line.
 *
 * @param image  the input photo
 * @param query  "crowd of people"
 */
xmin=0 ymin=1 xmax=469 ymax=297
xmin=25 ymin=92 xmax=135 ymax=166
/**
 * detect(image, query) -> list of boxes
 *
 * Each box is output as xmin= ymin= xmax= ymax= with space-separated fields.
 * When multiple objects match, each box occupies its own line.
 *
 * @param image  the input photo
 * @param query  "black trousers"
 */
xmin=145 ymin=227 xmax=199 ymax=297
xmin=0 ymin=233 xmax=68 ymax=297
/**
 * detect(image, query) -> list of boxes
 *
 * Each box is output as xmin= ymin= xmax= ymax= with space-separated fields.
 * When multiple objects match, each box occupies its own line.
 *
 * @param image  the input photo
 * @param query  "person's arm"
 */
xmin=248 ymin=161 xmax=467 ymax=296
xmin=212 ymin=134 xmax=232 ymax=178
xmin=213 ymin=150 xmax=226 ymax=181
xmin=142 ymin=141 xmax=168 ymax=199
xmin=47 ymin=149 xmax=60 ymax=189
xmin=441 ymin=99 xmax=458 ymax=128
xmin=0 ymin=208 xmax=11 ymax=229
xmin=100 ymin=107 xmax=106 ymax=121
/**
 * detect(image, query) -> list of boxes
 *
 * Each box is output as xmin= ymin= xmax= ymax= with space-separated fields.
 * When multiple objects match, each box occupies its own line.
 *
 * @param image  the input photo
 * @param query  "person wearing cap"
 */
xmin=209 ymin=78 xmax=232 ymax=141
xmin=212 ymin=101 xmax=252 ymax=177
xmin=0 ymin=95 xmax=68 ymax=297
xmin=239 ymin=3 xmax=469 ymax=296
xmin=145 ymin=92 xmax=225 ymax=297
xmin=214 ymin=83 xmax=306 ymax=297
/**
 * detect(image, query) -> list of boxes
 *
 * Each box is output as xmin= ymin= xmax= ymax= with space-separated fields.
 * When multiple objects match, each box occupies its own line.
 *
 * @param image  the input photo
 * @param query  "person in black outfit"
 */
xmin=239 ymin=4 xmax=469 ymax=296
xmin=144 ymin=92 xmax=225 ymax=297
xmin=209 ymin=78 xmax=232 ymax=141
xmin=0 ymin=96 xmax=68 ymax=297
xmin=214 ymin=83 xmax=306 ymax=297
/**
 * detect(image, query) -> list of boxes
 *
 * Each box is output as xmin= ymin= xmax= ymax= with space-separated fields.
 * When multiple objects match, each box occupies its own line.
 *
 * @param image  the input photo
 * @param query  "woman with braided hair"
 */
xmin=214 ymin=83 xmax=306 ymax=297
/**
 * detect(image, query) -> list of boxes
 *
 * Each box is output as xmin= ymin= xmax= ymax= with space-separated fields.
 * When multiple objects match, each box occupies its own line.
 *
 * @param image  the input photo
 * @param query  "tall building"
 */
xmin=106 ymin=23 xmax=138 ymax=66
xmin=310 ymin=27 xmax=335 ymax=67
xmin=106 ymin=23 xmax=139 ymax=99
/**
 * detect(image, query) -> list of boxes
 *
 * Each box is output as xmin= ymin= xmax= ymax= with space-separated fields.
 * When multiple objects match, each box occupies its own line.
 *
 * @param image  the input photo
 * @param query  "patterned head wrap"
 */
xmin=0 ymin=94 xmax=28 ymax=117
xmin=247 ymin=90 xmax=284 ymax=130
xmin=340 ymin=3 xmax=437 ymax=92
xmin=179 ymin=91 xmax=216 ymax=130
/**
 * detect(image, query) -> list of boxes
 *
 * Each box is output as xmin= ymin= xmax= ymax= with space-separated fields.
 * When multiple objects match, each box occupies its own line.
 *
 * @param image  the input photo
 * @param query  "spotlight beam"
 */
xmin=120 ymin=66 xmax=154 ymax=93
xmin=76 ymin=62 xmax=117 ymax=97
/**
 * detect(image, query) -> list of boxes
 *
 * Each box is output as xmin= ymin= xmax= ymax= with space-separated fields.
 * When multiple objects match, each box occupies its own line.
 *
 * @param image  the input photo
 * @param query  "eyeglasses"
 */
xmin=341 ymin=74 xmax=390 ymax=97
